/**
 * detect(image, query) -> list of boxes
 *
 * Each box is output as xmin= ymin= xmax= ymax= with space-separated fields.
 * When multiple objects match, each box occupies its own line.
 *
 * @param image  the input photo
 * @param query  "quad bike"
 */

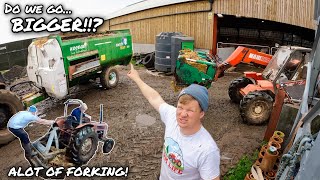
xmin=30 ymin=99 xmax=115 ymax=168
xmin=228 ymin=46 xmax=312 ymax=124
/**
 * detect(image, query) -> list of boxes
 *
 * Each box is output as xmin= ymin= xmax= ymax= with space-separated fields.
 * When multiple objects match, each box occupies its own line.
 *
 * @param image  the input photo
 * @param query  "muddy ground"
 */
xmin=0 ymin=64 xmax=266 ymax=179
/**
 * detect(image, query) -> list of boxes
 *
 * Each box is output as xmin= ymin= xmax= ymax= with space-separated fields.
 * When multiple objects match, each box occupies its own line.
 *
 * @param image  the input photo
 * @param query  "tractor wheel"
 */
xmin=240 ymin=91 xmax=274 ymax=125
xmin=103 ymin=138 xmax=115 ymax=154
xmin=68 ymin=126 xmax=98 ymax=166
xmin=0 ymin=90 xmax=24 ymax=145
xmin=228 ymin=77 xmax=253 ymax=103
xmin=101 ymin=67 xmax=119 ymax=89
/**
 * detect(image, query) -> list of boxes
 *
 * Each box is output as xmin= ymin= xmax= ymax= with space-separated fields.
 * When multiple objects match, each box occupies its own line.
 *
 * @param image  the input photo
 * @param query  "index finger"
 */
xmin=130 ymin=63 xmax=134 ymax=70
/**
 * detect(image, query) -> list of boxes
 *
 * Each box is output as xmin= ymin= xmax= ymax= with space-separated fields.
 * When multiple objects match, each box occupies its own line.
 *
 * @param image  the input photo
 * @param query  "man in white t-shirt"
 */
xmin=7 ymin=105 xmax=54 ymax=165
xmin=127 ymin=64 xmax=220 ymax=180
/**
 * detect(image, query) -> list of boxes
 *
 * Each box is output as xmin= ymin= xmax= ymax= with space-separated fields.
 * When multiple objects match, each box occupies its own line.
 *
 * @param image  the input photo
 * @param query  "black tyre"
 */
xmin=100 ymin=67 xmax=119 ymax=89
xmin=240 ymin=91 xmax=274 ymax=125
xmin=103 ymin=138 xmax=115 ymax=154
xmin=142 ymin=53 xmax=155 ymax=69
xmin=68 ymin=126 xmax=98 ymax=166
xmin=228 ymin=77 xmax=253 ymax=103
xmin=0 ymin=90 xmax=24 ymax=145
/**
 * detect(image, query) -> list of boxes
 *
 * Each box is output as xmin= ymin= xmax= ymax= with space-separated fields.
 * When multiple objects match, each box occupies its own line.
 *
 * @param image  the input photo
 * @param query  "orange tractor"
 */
xmin=227 ymin=46 xmax=311 ymax=125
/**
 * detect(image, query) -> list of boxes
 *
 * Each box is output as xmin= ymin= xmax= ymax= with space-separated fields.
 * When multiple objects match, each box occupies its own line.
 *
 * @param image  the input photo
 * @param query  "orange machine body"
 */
xmin=226 ymin=46 xmax=272 ymax=67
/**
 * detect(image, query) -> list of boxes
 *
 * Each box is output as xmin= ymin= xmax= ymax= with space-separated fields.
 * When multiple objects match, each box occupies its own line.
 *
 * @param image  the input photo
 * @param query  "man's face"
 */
xmin=176 ymin=99 xmax=204 ymax=130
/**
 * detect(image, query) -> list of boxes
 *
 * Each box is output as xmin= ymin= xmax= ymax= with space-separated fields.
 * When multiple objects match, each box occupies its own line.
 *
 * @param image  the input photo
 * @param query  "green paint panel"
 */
xmin=181 ymin=42 xmax=194 ymax=51
xmin=67 ymin=50 xmax=99 ymax=61
xmin=50 ymin=29 xmax=133 ymax=77
xmin=23 ymin=94 xmax=46 ymax=107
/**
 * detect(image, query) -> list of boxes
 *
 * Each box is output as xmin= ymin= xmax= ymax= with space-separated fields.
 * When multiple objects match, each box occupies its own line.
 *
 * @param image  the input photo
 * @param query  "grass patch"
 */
xmin=130 ymin=59 xmax=145 ymax=67
xmin=223 ymin=151 xmax=259 ymax=180
xmin=261 ymin=140 xmax=268 ymax=146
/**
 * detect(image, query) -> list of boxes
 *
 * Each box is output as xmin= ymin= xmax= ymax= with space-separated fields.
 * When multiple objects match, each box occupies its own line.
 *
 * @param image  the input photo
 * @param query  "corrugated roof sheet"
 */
xmin=106 ymin=0 xmax=196 ymax=19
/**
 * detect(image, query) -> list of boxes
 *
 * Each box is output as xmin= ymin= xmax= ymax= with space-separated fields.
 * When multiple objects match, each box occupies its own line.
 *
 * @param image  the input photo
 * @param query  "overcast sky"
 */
xmin=0 ymin=0 xmax=142 ymax=44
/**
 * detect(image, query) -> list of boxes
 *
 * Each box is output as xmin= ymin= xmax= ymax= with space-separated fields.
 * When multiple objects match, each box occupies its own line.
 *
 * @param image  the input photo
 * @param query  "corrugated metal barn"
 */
xmin=100 ymin=0 xmax=316 ymax=53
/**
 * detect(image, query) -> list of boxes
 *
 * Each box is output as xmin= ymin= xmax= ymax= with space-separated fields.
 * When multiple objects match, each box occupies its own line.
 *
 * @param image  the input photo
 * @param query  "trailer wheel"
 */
xmin=0 ymin=90 xmax=24 ymax=145
xmin=240 ymin=91 xmax=273 ymax=125
xmin=228 ymin=77 xmax=253 ymax=103
xmin=68 ymin=126 xmax=98 ymax=166
xmin=101 ymin=67 xmax=119 ymax=89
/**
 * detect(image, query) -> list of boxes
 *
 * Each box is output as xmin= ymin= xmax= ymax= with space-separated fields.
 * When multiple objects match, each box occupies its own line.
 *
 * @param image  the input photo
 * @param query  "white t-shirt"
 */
xmin=159 ymin=103 xmax=220 ymax=180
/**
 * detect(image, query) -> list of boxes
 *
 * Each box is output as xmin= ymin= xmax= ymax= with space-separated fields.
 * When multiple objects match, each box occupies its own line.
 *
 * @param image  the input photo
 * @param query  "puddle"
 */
xmin=135 ymin=114 xmax=156 ymax=126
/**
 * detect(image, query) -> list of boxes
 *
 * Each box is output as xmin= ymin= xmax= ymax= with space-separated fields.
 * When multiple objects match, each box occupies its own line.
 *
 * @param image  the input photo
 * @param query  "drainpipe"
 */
xmin=211 ymin=14 xmax=218 ymax=55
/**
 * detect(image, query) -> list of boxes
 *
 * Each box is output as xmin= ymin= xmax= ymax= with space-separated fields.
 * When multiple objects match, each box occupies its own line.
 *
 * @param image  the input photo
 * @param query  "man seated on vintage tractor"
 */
xmin=66 ymin=103 xmax=91 ymax=128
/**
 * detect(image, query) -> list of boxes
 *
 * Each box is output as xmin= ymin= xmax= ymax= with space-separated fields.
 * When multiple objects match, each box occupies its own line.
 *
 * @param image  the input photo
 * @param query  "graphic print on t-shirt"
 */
xmin=163 ymin=137 xmax=184 ymax=174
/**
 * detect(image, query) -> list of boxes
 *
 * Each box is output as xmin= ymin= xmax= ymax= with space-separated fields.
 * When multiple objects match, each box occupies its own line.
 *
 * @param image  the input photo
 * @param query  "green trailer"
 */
xmin=25 ymin=29 xmax=133 ymax=105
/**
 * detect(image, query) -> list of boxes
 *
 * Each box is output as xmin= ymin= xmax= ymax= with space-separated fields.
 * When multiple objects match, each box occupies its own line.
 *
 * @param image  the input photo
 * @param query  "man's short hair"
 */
xmin=178 ymin=94 xmax=196 ymax=105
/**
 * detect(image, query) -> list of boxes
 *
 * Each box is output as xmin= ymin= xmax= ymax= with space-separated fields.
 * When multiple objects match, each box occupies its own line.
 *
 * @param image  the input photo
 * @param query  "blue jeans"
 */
xmin=8 ymin=127 xmax=30 ymax=144
xmin=8 ymin=128 xmax=33 ymax=161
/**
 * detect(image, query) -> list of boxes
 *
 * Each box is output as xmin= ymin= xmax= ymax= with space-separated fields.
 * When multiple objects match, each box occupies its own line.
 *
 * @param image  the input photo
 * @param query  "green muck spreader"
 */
xmin=17 ymin=29 xmax=133 ymax=106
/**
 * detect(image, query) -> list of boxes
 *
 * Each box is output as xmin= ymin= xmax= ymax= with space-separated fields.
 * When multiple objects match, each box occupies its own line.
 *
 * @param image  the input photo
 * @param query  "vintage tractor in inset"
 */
xmin=228 ymin=46 xmax=311 ymax=125
xmin=30 ymin=99 xmax=115 ymax=167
